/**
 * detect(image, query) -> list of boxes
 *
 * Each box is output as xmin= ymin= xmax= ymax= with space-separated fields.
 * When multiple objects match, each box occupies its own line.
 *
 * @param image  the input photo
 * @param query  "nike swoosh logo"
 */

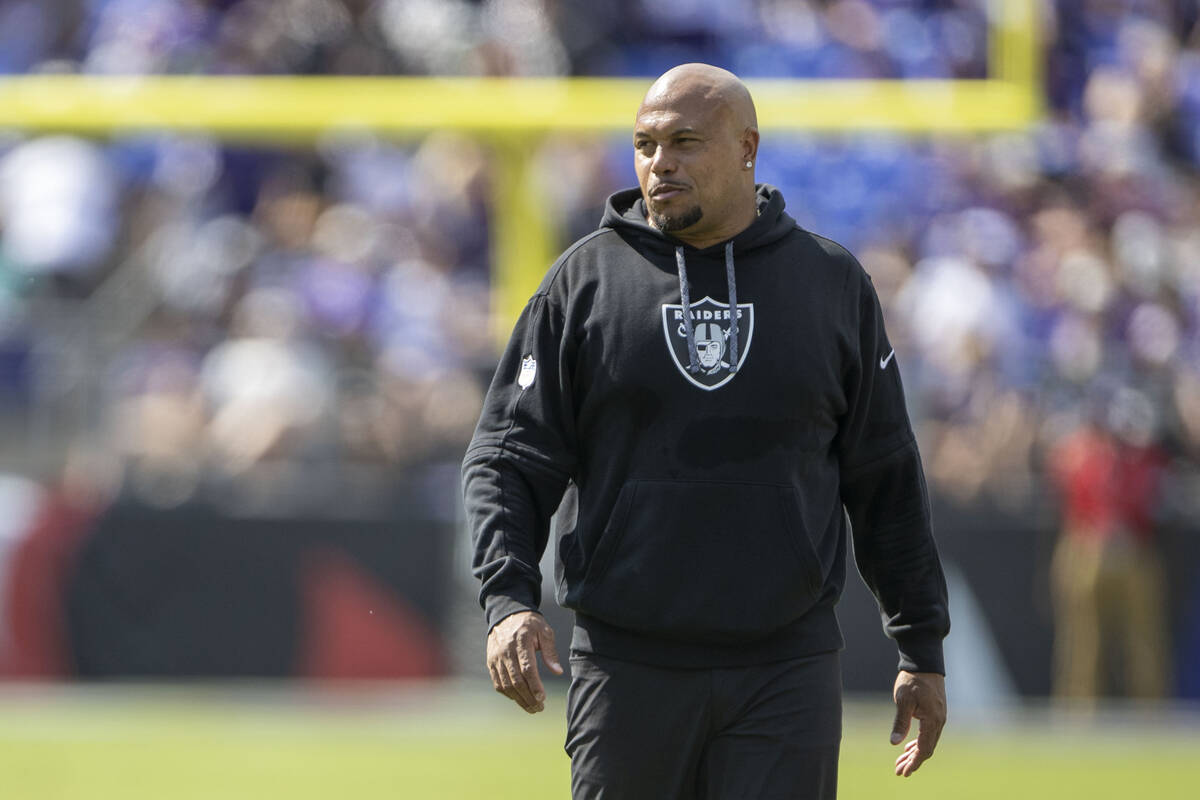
xmin=879 ymin=349 xmax=896 ymax=369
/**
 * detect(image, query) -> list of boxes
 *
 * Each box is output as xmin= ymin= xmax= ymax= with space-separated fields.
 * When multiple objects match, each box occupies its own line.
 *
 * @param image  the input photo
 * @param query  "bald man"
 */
xmin=464 ymin=64 xmax=950 ymax=799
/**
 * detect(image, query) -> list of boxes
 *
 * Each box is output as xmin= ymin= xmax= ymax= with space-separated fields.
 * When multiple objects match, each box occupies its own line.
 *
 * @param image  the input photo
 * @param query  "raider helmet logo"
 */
xmin=660 ymin=296 xmax=755 ymax=391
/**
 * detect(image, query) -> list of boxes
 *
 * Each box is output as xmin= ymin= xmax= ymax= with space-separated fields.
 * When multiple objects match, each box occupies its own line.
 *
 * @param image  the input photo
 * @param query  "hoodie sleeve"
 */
xmin=462 ymin=291 xmax=576 ymax=632
xmin=835 ymin=264 xmax=950 ymax=675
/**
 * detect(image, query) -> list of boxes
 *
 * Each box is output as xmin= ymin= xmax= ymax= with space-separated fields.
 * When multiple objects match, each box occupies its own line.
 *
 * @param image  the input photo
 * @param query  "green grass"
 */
xmin=0 ymin=684 xmax=1196 ymax=799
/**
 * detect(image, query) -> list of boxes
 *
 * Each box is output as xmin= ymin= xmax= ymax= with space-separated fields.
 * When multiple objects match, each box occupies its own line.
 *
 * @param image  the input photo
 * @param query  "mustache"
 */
xmin=649 ymin=182 xmax=689 ymax=196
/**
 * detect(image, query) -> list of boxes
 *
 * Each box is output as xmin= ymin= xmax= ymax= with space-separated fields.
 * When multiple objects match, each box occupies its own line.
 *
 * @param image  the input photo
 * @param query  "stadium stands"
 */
xmin=0 ymin=0 xmax=1196 ymax=693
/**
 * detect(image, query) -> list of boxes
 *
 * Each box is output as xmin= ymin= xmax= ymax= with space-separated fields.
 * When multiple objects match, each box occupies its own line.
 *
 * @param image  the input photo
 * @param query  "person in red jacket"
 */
xmin=1049 ymin=387 xmax=1171 ymax=703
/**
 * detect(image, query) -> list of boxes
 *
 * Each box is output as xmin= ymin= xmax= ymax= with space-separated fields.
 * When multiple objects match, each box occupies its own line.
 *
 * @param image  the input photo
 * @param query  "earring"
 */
xmin=745 ymin=160 xmax=753 ymax=168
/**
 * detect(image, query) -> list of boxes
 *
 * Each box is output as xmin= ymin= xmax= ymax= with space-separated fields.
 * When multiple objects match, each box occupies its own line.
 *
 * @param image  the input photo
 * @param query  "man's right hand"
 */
xmin=486 ymin=610 xmax=563 ymax=713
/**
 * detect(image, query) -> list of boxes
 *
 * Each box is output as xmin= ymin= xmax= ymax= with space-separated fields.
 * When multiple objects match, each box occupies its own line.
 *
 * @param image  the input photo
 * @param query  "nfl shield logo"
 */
xmin=517 ymin=354 xmax=537 ymax=389
xmin=661 ymin=296 xmax=755 ymax=391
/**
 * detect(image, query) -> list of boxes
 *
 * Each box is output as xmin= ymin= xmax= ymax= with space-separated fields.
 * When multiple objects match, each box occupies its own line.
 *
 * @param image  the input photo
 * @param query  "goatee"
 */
xmin=650 ymin=204 xmax=703 ymax=233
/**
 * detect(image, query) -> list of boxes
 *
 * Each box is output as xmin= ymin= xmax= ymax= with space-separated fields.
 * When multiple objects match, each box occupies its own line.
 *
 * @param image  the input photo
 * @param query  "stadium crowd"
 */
xmin=0 ymin=0 xmax=1197 ymax=692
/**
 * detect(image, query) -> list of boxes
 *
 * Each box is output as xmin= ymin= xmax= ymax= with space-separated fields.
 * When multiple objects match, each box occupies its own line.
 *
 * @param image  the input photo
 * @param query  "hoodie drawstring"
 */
xmin=674 ymin=247 xmax=699 ymax=374
xmin=674 ymin=242 xmax=740 ymax=375
xmin=724 ymin=242 xmax=739 ymax=372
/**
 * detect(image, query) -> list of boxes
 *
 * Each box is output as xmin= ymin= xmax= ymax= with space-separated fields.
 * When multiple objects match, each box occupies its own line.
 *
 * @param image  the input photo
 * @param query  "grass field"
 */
xmin=1 ymin=683 xmax=1197 ymax=799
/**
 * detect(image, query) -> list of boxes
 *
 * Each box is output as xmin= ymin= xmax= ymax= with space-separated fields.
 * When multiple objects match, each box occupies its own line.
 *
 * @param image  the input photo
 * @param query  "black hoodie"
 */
xmin=463 ymin=185 xmax=949 ymax=673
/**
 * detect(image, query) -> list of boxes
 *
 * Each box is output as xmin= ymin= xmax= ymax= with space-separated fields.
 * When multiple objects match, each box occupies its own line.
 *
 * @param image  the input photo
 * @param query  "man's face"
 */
xmin=634 ymin=92 xmax=746 ymax=238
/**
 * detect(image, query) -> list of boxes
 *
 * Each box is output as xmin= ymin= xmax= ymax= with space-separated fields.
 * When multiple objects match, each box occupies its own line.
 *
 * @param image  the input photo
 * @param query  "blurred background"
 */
xmin=0 ymin=0 xmax=1198 ymax=797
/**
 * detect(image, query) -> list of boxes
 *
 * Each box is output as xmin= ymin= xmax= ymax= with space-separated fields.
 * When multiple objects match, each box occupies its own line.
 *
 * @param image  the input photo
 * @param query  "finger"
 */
xmin=517 ymin=640 xmax=547 ymax=709
xmin=487 ymin=660 xmax=506 ymax=695
xmin=895 ymin=742 xmax=923 ymax=777
xmin=900 ymin=739 xmax=933 ymax=777
xmin=491 ymin=659 xmax=522 ymax=706
xmin=916 ymin=715 xmax=942 ymax=759
xmin=538 ymin=627 xmax=564 ymax=676
xmin=503 ymin=652 xmax=540 ymax=712
xmin=504 ymin=657 xmax=537 ymax=714
xmin=494 ymin=658 xmax=521 ymax=701
xmin=890 ymin=692 xmax=916 ymax=745
xmin=894 ymin=740 xmax=918 ymax=765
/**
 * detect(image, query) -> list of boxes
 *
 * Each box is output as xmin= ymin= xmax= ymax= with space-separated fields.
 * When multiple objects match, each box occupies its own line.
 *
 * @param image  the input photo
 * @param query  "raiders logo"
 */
xmin=660 ymin=296 xmax=755 ymax=391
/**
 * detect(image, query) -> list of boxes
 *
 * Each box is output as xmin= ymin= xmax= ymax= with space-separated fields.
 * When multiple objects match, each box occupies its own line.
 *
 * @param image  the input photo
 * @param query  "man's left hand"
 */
xmin=889 ymin=670 xmax=946 ymax=777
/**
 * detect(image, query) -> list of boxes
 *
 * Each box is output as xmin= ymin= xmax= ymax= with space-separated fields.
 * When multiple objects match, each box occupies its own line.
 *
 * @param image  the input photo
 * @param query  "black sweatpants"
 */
xmin=565 ymin=650 xmax=842 ymax=800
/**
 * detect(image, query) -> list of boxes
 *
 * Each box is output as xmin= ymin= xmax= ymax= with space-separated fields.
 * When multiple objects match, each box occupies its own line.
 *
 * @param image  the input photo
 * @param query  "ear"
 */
xmin=741 ymin=127 xmax=760 ymax=164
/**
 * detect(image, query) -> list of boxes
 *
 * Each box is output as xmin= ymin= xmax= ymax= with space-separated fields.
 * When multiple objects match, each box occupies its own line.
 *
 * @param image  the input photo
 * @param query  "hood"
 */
xmin=600 ymin=183 xmax=797 ymax=258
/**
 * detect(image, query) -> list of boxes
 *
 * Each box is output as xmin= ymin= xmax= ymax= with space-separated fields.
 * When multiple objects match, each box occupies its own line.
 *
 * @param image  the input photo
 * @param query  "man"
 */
xmin=463 ymin=63 xmax=949 ymax=799
xmin=1048 ymin=389 xmax=1170 ymax=704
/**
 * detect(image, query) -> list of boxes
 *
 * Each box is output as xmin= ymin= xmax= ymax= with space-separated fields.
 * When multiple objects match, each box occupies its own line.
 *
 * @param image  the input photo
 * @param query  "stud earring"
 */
xmin=745 ymin=160 xmax=753 ymax=168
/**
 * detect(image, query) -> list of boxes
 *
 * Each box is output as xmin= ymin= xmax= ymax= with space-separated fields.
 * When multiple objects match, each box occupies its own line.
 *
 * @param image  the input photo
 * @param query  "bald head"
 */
xmin=639 ymin=63 xmax=758 ymax=132
xmin=633 ymin=64 xmax=760 ymax=249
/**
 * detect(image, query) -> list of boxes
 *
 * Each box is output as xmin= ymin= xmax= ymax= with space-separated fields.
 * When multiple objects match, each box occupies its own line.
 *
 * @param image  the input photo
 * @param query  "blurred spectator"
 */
xmin=0 ymin=446 xmax=113 ymax=678
xmin=0 ymin=137 xmax=118 ymax=282
xmin=1047 ymin=388 xmax=1172 ymax=703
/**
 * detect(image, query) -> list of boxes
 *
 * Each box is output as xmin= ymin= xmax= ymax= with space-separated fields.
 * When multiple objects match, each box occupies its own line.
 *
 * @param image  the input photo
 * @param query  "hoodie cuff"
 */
xmin=483 ymin=587 xmax=540 ymax=633
xmin=896 ymin=636 xmax=945 ymax=676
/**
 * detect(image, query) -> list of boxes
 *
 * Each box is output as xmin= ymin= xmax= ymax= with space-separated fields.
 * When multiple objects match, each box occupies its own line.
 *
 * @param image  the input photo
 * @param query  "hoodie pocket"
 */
xmin=579 ymin=479 xmax=824 ymax=644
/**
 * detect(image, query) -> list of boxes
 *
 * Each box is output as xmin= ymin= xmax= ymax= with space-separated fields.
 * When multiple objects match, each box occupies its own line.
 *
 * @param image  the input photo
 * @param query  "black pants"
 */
xmin=565 ymin=650 xmax=841 ymax=800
